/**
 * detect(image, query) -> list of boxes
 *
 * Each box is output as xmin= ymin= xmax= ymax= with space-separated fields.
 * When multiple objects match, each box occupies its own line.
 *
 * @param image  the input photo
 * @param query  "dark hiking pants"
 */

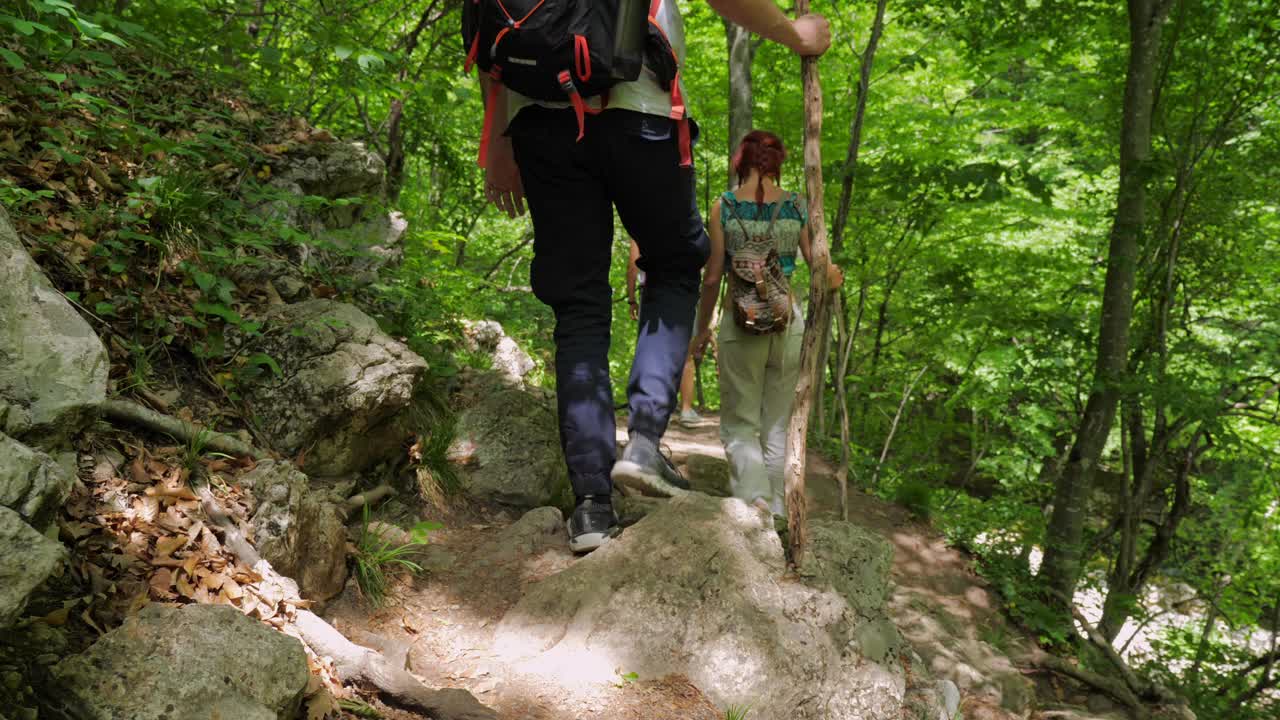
xmin=509 ymin=107 xmax=709 ymax=501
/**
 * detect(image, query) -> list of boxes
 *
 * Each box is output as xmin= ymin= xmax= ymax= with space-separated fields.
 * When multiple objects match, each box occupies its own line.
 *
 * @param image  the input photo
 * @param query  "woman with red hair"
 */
xmin=691 ymin=130 xmax=842 ymax=515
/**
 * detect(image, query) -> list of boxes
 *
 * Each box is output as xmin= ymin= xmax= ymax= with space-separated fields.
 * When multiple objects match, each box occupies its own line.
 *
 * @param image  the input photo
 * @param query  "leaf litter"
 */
xmin=64 ymin=437 xmax=358 ymax=717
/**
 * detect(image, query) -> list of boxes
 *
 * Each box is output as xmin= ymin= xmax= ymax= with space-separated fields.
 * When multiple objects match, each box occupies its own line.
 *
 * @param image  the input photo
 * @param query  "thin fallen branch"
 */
xmin=198 ymin=487 xmax=496 ymax=720
xmin=135 ymin=386 xmax=172 ymax=414
xmin=102 ymin=399 xmax=267 ymax=460
xmin=342 ymin=484 xmax=395 ymax=515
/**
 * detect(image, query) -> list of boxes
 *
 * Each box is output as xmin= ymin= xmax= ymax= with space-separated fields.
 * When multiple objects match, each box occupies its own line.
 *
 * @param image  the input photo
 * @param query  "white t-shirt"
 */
xmin=506 ymin=0 xmax=689 ymax=124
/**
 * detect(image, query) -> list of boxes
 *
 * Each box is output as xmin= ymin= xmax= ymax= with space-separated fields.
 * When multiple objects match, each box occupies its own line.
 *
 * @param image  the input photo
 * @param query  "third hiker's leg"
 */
xmin=718 ymin=316 xmax=772 ymax=507
xmin=762 ymin=312 xmax=805 ymax=515
xmin=607 ymin=114 xmax=709 ymax=440
xmin=679 ymin=355 xmax=696 ymax=414
xmin=512 ymin=112 xmax=616 ymax=502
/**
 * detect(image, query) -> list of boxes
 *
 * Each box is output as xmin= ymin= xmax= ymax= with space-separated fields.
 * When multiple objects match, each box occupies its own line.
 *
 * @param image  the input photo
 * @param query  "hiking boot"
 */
xmin=567 ymin=498 xmax=619 ymax=554
xmin=611 ymin=432 xmax=691 ymax=497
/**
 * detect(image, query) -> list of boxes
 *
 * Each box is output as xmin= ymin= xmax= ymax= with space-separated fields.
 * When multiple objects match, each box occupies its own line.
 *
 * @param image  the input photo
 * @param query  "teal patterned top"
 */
xmin=720 ymin=192 xmax=807 ymax=276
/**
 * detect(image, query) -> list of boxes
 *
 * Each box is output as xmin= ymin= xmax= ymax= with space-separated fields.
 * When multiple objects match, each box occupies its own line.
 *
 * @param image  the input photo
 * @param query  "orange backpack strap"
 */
xmin=476 ymin=68 xmax=503 ymax=168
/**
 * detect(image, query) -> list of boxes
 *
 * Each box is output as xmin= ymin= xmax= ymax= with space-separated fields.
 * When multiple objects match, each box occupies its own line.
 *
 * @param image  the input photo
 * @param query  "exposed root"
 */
xmin=294 ymin=612 xmax=497 ymax=720
xmin=1027 ymin=606 xmax=1188 ymax=720
xmin=101 ymin=399 xmax=267 ymax=459
xmin=198 ymin=486 xmax=496 ymax=720
xmin=1030 ymin=649 xmax=1146 ymax=716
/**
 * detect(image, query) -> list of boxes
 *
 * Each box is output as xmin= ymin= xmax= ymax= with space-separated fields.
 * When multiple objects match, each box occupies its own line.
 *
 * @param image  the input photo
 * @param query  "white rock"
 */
xmin=0 ymin=206 xmax=107 ymax=447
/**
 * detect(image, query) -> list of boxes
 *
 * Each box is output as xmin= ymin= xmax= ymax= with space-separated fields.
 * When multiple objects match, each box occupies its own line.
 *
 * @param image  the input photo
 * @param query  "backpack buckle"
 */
xmin=557 ymin=70 xmax=577 ymax=97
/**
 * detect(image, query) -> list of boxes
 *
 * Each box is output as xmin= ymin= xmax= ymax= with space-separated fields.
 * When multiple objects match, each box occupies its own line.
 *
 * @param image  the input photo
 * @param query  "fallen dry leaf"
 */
xmin=201 ymin=570 xmax=227 ymax=591
xmin=154 ymin=535 xmax=186 ymax=557
xmin=175 ymin=571 xmax=197 ymax=599
xmin=128 ymin=456 xmax=148 ymax=484
xmin=41 ymin=607 xmax=71 ymax=626
xmin=149 ymin=568 xmax=176 ymax=600
xmin=221 ymin=576 xmax=244 ymax=600
xmin=147 ymin=482 xmax=197 ymax=502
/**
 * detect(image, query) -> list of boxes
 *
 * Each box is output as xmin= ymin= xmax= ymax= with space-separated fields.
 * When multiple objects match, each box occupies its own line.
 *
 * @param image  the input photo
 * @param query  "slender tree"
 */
xmin=828 ymin=0 xmax=888 ymax=519
xmin=724 ymin=19 xmax=755 ymax=188
xmin=1040 ymin=0 xmax=1178 ymax=618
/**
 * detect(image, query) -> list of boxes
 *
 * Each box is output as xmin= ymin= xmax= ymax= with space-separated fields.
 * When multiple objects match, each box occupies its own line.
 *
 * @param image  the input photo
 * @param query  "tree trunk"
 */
xmin=782 ymin=0 xmax=834 ymax=566
xmin=830 ymin=0 xmax=887 ymax=256
xmin=1039 ymin=0 xmax=1174 ymax=616
xmin=1099 ymin=432 xmax=1199 ymax=639
xmin=724 ymin=19 xmax=755 ymax=188
xmin=824 ymin=0 xmax=887 ymax=476
xmin=385 ymin=2 xmax=443 ymax=199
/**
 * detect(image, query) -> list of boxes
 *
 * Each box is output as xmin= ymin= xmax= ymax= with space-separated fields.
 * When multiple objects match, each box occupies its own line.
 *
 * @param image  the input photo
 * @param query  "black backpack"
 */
xmin=463 ymin=0 xmax=690 ymax=166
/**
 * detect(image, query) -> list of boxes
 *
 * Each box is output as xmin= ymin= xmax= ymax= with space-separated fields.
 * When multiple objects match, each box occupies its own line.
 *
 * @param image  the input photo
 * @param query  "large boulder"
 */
xmin=0 ymin=506 xmax=66 ymax=628
xmin=448 ymin=371 xmax=571 ymax=510
xmin=228 ymin=257 xmax=312 ymax=304
xmin=683 ymin=452 xmax=732 ymax=497
xmin=315 ymin=209 xmax=408 ymax=286
xmin=460 ymin=320 xmax=535 ymax=385
xmin=242 ymin=460 xmax=348 ymax=601
xmin=0 ymin=206 xmax=108 ymax=447
xmin=275 ymin=140 xmax=385 ymax=206
xmin=260 ymin=140 xmax=387 ymax=248
xmin=245 ymin=299 xmax=428 ymax=476
xmin=52 ymin=604 xmax=309 ymax=720
xmin=476 ymin=506 xmax=565 ymax=567
xmin=0 ymin=432 xmax=75 ymax=531
xmin=494 ymin=495 xmax=908 ymax=719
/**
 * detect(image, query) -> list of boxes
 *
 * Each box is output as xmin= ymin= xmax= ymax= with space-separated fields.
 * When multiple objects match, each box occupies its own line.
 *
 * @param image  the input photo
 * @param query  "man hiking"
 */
xmin=467 ymin=0 xmax=831 ymax=553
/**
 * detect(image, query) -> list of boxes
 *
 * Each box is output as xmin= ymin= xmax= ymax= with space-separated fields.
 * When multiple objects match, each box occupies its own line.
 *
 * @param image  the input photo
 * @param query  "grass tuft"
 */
xmin=351 ymin=504 xmax=440 ymax=606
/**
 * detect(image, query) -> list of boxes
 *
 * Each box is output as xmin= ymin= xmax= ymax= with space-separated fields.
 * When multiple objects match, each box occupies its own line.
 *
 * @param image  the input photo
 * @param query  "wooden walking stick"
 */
xmin=783 ymin=0 xmax=836 ymax=566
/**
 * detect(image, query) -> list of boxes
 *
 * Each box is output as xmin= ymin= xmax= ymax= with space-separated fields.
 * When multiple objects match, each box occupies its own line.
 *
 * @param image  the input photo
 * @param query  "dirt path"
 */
xmin=326 ymin=414 xmax=1038 ymax=720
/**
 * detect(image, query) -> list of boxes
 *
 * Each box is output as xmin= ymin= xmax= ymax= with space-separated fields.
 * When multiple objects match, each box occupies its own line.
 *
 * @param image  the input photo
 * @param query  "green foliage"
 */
xmin=2 ymin=0 xmax=131 ymax=71
xmin=4 ymin=1 xmax=1279 ymax=716
xmin=405 ymin=387 xmax=464 ymax=501
xmin=891 ymin=477 xmax=934 ymax=521
xmin=181 ymin=427 xmax=212 ymax=477
xmin=724 ymin=704 xmax=752 ymax=720
xmin=613 ymin=670 xmax=640 ymax=688
xmin=337 ymin=698 xmax=384 ymax=719
xmin=352 ymin=504 xmax=441 ymax=607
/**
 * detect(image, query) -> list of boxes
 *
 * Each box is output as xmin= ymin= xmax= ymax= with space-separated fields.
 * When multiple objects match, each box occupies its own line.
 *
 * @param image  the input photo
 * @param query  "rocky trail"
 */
xmin=321 ymin=414 xmax=1045 ymax=720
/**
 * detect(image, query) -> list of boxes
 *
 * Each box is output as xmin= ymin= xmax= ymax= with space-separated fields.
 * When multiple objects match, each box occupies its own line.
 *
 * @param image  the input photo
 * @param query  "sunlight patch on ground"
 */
xmin=498 ymin=639 xmax=622 ymax=690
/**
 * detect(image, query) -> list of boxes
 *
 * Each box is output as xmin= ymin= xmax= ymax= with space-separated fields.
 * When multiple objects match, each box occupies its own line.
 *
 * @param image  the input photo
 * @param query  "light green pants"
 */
xmin=717 ymin=304 xmax=804 ymax=515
